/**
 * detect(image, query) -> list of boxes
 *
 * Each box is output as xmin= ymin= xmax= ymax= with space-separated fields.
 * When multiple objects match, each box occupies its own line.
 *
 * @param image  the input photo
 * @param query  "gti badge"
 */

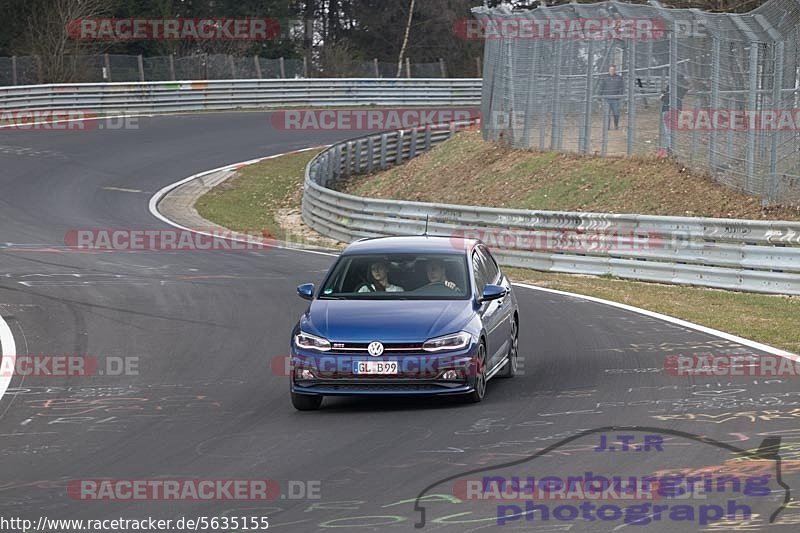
xmin=367 ymin=341 xmax=384 ymax=357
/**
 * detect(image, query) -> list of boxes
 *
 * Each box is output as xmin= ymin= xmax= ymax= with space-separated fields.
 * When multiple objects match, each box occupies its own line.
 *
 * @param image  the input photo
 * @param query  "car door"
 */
xmin=472 ymin=247 xmax=508 ymax=369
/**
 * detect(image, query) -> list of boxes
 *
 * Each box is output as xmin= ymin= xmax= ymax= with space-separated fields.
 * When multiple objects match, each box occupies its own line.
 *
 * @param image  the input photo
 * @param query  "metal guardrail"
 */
xmin=0 ymin=78 xmax=482 ymax=114
xmin=0 ymin=77 xmax=795 ymax=294
xmin=302 ymin=123 xmax=800 ymax=296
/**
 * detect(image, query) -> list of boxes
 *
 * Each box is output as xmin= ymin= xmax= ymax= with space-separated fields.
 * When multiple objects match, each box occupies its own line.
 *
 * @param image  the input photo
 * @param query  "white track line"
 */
xmin=513 ymin=282 xmax=798 ymax=360
xmin=0 ymin=313 xmax=17 ymax=402
xmin=148 ymin=147 xmax=336 ymax=258
xmin=149 ymin=151 xmax=796 ymax=360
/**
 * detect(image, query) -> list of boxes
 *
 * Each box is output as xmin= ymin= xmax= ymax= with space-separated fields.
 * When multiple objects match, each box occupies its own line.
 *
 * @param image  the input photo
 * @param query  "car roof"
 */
xmin=342 ymin=235 xmax=478 ymax=256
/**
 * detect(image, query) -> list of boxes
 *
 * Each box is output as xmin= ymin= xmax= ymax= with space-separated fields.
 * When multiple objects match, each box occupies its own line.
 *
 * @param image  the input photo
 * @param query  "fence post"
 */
xmin=169 ymin=55 xmax=176 ymax=80
xmin=626 ymin=39 xmax=636 ymax=155
xmin=11 ymin=56 xmax=17 ymax=85
xmin=137 ymin=55 xmax=145 ymax=82
xmin=551 ymin=40 xmax=564 ymax=150
xmin=523 ymin=39 xmax=539 ymax=149
xmin=303 ymin=56 xmax=309 ymax=78
xmin=767 ymin=41 xmax=785 ymax=205
xmin=279 ymin=57 xmax=286 ymax=78
xmin=601 ymin=101 xmax=609 ymax=156
xmin=709 ymin=37 xmax=721 ymax=170
xmin=254 ymin=55 xmax=262 ymax=78
xmin=668 ymin=21 xmax=678 ymax=154
xmin=104 ymin=53 xmax=111 ymax=82
xmin=476 ymin=57 xmax=482 ymax=77
xmin=439 ymin=58 xmax=446 ymax=78
xmin=35 ymin=55 xmax=43 ymax=83
xmin=581 ymin=40 xmax=594 ymax=154
xmin=228 ymin=55 xmax=236 ymax=78
xmin=746 ymin=42 xmax=759 ymax=193
xmin=405 ymin=57 xmax=411 ymax=78
xmin=373 ymin=58 xmax=380 ymax=77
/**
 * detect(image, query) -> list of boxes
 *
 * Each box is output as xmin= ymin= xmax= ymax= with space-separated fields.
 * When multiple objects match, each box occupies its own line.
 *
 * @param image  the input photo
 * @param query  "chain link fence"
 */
xmin=0 ymin=54 xmax=470 ymax=86
xmin=474 ymin=0 xmax=800 ymax=206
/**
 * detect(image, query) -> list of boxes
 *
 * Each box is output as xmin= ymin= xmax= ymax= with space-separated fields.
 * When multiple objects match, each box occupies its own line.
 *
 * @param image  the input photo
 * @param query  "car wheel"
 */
xmin=465 ymin=342 xmax=487 ymax=403
xmin=291 ymin=391 xmax=323 ymax=410
xmin=498 ymin=317 xmax=518 ymax=379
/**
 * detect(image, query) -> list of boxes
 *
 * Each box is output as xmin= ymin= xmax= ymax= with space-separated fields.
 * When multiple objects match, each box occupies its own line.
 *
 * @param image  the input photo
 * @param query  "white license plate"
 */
xmin=353 ymin=361 xmax=398 ymax=375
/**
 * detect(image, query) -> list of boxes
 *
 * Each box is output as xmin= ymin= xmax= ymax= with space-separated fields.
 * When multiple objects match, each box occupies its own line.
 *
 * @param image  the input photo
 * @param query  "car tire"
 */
xmin=464 ymin=342 xmax=487 ymax=403
xmin=291 ymin=391 xmax=323 ymax=410
xmin=498 ymin=317 xmax=518 ymax=379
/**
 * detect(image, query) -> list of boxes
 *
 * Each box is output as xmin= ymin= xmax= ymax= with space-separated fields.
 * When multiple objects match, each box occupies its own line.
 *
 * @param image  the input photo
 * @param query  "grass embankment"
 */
xmin=334 ymin=129 xmax=800 ymax=221
xmin=196 ymin=139 xmax=799 ymax=353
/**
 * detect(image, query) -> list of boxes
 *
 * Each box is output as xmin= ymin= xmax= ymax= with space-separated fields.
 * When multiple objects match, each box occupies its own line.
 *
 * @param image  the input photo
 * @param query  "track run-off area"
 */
xmin=0 ymin=112 xmax=798 ymax=532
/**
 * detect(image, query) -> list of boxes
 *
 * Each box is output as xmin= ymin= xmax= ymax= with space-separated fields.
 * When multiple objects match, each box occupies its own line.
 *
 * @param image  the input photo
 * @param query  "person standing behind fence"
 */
xmin=598 ymin=65 xmax=624 ymax=130
xmin=660 ymin=74 xmax=689 ymax=153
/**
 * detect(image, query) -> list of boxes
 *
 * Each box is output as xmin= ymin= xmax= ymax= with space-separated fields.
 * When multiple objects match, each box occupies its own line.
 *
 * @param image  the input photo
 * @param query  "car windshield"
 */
xmin=319 ymin=253 xmax=471 ymax=300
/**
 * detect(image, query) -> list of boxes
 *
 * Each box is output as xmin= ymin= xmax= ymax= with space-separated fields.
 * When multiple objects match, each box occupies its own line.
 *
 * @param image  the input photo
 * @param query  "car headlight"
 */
xmin=294 ymin=331 xmax=331 ymax=352
xmin=422 ymin=331 xmax=472 ymax=352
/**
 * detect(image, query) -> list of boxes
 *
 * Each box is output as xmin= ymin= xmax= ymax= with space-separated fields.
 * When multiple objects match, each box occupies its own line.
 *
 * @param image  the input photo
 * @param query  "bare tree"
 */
xmin=396 ymin=0 xmax=415 ymax=77
xmin=25 ymin=0 xmax=113 ymax=82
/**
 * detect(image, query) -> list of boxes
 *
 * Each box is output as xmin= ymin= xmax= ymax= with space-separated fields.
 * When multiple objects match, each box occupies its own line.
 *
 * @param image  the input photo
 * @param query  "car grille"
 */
xmin=329 ymin=342 xmax=424 ymax=354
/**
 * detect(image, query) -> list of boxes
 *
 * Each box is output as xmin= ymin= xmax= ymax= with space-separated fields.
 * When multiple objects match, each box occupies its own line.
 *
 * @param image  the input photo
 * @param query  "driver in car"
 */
xmin=426 ymin=259 xmax=458 ymax=291
xmin=358 ymin=260 xmax=404 ymax=292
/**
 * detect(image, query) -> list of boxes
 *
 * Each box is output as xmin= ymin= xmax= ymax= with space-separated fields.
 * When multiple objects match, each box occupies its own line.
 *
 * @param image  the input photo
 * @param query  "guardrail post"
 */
xmin=137 ymin=54 xmax=145 ymax=82
xmin=326 ymin=152 xmax=335 ymax=183
xmin=280 ymin=57 xmax=286 ymax=79
xmin=439 ymin=58 xmax=446 ymax=78
xmin=303 ymin=57 xmax=309 ymax=78
xmin=254 ymin=55 xmax=262 ymax=78
xmin=333 ymin=145 xmax=343 ymax=179
xmin=373 ymin=58 xmax=380 ymax=77
xmin=396 ymin=131 xmax=405 ymax=164
xmin=104 ymin=53 xmax=111 ymax=82
xmin=405 ymin=57 xmax=411 ymax=78
xmin=476 ymin=57 xmax=482 ymax=77
xmin=11 ymin=56 xmax=17 ymax=85
xmin=366 ymin=137 xmax=375 ymax=173
xmin=409 ymin=128 xmax=418 ymax=159
xmin=380 ymin=133 xmax=389 ymax=169
xmin=424 ymin=125 xmax=432 ymax=150
xmin=169 ymin=55 xmax=176 ymax=81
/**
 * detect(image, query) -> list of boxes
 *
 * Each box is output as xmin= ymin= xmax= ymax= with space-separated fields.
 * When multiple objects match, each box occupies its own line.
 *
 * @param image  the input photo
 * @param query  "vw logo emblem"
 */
xmin=367 ymin=341 xmax=384 ymax=357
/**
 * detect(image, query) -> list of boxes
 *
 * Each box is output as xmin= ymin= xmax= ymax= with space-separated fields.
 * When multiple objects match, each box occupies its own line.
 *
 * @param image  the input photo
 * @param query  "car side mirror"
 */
xmin=297 ymin=283 xmax=314 ymax=300
xmin=480 ymin=284 xmax=506 ymax=302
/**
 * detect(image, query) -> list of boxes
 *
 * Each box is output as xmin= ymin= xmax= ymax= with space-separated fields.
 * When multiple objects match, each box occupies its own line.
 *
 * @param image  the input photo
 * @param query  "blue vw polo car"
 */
xmin=289 ymin=236 xmax=520 ymax=410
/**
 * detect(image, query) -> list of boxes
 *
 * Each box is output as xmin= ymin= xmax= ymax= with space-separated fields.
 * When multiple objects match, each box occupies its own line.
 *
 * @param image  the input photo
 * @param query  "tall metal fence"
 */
xmin=474 ymin=0 xmax=800 ymax=206
xmin=0 ymin=54 xmax=469 ymax=86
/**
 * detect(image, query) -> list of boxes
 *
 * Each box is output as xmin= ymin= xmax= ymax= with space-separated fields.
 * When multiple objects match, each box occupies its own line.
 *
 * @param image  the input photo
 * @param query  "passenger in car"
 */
xmin=357 ymin=260 xmax=404 ymax=292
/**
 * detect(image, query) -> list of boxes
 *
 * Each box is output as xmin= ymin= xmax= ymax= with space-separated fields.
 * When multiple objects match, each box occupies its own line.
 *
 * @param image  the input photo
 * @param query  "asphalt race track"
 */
xmin=0 ymin=112 xmax=798 ymax=532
